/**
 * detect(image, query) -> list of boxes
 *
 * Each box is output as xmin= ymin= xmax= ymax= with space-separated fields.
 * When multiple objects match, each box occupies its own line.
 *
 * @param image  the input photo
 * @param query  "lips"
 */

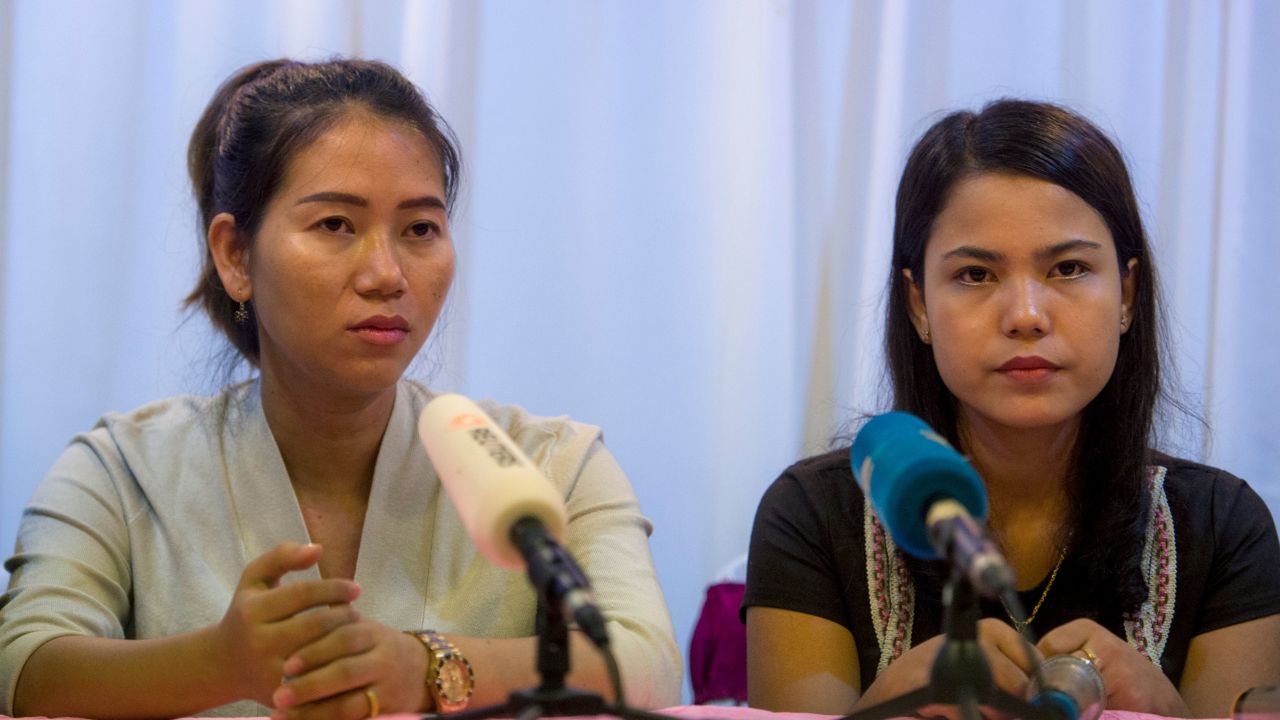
xmin=350 ymin=315 xmax=409 ymax=346
xmin=352 ymin=315 xmax=408 ymax=331
xmin=998 ymin=356 xmax=1059 ymax=371
xmin=996 ymin=355 xmax=1060 ymax=383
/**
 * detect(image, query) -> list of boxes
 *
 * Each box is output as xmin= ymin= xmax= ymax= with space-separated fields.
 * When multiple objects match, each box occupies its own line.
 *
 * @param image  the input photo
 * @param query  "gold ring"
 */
xmin=363 ymin=687 xmax=380 ymax=718
xmin=1081 ymin=646 xmax=1099 ymax=666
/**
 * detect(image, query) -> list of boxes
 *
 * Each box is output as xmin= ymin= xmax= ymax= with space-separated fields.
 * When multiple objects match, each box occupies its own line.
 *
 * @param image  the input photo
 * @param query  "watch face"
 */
xmin=437 ymin=658 xmax=472 ymax=701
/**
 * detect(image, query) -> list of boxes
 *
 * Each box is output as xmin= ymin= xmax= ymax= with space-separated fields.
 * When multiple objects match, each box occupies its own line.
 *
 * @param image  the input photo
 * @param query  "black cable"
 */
xmin=600 ymin=642 xmax=625 ymax=707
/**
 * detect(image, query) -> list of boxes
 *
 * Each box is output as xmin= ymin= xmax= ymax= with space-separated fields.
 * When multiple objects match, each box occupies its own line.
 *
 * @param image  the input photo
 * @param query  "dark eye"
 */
xmin=318 ymin=217 xmax=353 ymax=234
xmin=407 ymin=221 xmax=439 ymax=239
xmin=957 ymin=267 xmax=992 ymax=284
xmin=1054 ymin=261 xmax=1089 ymax=278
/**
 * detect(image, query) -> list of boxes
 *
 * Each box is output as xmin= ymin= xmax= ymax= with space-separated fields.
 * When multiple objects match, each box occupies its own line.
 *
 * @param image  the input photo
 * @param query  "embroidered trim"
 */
xmin=1124 ymin=465 xmax=1176 ymax=667
xmin=865 ymin=502 xmax=913 ymax=674
xmin=862 ymin=464 xmax=1176 ymax=674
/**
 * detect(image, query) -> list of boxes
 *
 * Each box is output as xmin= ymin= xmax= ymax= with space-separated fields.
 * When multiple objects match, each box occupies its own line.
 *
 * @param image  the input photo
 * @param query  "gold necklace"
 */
xmin=1004 ymin=545 xmax=1067 ymax=632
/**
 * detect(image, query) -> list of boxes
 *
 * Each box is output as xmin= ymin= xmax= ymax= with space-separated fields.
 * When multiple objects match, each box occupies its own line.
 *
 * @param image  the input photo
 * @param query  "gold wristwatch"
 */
xmin=407 ymin=630 xmax=474 ymax=713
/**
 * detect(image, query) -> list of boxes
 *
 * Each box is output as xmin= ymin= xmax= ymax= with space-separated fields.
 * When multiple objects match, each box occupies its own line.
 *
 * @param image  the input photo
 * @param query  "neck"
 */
xmin=958 ymin=410 xmax=1077 ymax=538
xmin=257 ymin=361 xmax=396 ymax=497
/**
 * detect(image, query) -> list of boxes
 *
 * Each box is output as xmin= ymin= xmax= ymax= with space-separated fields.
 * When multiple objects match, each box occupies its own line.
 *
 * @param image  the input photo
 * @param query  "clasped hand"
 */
xmin=1038 ymin=619 xmax=1188 ymax=718
xmin=214 ymin=542 xmax=428 ymax=719
xmin=858 ymin=618 xmax=1186 ymax=719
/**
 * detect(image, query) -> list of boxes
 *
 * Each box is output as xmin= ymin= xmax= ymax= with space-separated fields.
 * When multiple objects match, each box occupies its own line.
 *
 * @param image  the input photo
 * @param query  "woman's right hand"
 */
xmin=214 ymin=543 xmax=362 ymax=706
xmin=856 ymin=618 xmax=1041 ymax=720
xmin=1038 ymin=619 xmax=1188 ymax=717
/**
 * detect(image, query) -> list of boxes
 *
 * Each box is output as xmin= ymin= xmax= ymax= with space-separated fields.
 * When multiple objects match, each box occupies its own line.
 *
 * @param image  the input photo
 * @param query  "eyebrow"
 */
xmin=940 ymin=238 xmax=1104 ymax=263
xmin=295 ymin=191 xmax=446 ymax=211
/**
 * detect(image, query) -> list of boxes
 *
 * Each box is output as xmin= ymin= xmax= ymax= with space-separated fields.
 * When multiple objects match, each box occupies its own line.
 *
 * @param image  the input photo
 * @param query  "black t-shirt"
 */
xmin=742 ymin=448 xmax=1280 ymax=692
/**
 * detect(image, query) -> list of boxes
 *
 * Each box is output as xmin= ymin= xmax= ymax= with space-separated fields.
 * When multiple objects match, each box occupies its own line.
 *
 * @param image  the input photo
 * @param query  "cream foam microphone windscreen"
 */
xmin=417 ymin=393 xmax=568 ymax=570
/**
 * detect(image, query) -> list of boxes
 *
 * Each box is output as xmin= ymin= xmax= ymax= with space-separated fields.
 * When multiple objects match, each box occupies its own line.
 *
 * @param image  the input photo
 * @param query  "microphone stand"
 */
xmin=840 ymin=569 xmax=1067 ymax=720
xmin=421 ymin=595 xmax=679 ymax=720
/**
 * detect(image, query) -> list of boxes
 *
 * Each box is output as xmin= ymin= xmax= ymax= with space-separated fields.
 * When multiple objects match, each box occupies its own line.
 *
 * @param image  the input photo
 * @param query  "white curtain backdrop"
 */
xmin=2 ymin=0 xmax=1277 ymax=698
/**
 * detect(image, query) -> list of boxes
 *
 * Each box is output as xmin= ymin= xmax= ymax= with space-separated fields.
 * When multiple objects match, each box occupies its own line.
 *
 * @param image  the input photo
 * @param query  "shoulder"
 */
xmin=1149 ymin=453 xmax=1280 ymax=633
xmin=398 ymin=381 xmax=605 ymax=487
xmin=70 ymin=381 xmax=254 ymax=471
xmin=31 ymin=382 xmax=256 ymax=517
xmin=1150 ymin=450 xmax=1279 ymax=571
xmin=754 ymin=447 xmax=862 ymax=531
xmin=1151 ymin=451 xmax=1243 ymax=487
xmin=94 ymin=381 xmax=251 ymax=436
xmin=765 ymin=447 xmax=858 ymax=503
xmin=55 ymin=381 xmax=251 ymax=464
xmin=787 ymin=447 xmax=854 ymax=479
xmin=745 ymin=448 xmax=867 ymax=628
xmin=1150 ymin=451 xmax=1269 ymax=523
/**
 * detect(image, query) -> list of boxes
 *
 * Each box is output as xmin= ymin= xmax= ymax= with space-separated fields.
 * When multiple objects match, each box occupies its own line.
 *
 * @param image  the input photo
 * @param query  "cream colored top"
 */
xmin=0 ymin=379 xmax=681 ymax=715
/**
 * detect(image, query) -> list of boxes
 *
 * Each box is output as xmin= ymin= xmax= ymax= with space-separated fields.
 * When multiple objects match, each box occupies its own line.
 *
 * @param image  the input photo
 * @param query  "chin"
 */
xmin=991 ymin=415 xmax=1077 ymax=432
xmin=965 ymin=402 xmax=1084 ymax=434
xmin=331 ymin=361 xmax=412 ymax=396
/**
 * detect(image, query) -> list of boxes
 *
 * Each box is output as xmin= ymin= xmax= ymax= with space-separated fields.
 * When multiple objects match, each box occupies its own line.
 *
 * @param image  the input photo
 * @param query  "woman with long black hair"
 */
xmin=744 ymin=99 xmax=1280 ymax=718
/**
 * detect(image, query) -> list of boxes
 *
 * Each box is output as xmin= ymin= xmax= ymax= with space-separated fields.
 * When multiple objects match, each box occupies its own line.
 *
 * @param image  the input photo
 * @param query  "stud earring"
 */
xmin=921 ymin=326 xmax=930 ymax=342
xmin=234 ymin=301 xmax=249 ymax=324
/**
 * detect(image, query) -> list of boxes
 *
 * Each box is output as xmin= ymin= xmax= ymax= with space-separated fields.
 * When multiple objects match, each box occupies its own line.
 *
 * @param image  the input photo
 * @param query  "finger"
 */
xmin=273 ymin=686 xmax=375 ymax=720
xmin=252 ymin=578 xmax=361 ymax=624
xmin=979 ymin=706 xmax=1017 ymax=720
xmin=276 ymin=624 xmax=378 ymax=706
xmin=974 ymin=618 xmax=1042 ymax=677
xmin=1036 ymin=618 xmax=1099 ymax=657
xmin=986 ymin=648 xmax=1033 ymax=699
xmin=1069 ymin=645 xmax=1102 ymax=671
xmin=241 ymin=543 xmax=324 ymax=591
xmin=915 ymin=703 xmax=1008 ymax=720
xmin=277 ymin=605 xmax=362 ymax=675
xmin=915 ymin=703 xmax=962 ymax=720
xmin=993 ymin=631 xmax=1044 ymax=676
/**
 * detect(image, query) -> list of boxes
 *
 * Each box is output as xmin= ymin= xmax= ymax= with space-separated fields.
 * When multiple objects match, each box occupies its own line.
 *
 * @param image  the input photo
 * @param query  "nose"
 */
xmin=1001 ymin=277 xmax=1050 ymax=338
xmin=353 ymin=231 xmax=408 ymax=298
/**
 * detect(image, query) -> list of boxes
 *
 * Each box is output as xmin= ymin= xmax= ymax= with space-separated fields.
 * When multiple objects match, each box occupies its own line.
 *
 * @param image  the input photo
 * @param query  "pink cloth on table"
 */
xmin=0 ymin=709 xmax=1229 ymax=720
xmin=664 ymin=709 xmax=1217 ymax=720
xmin=688 ymin=581 xmax=749 ymax=705
xmin=664 ymin=705 xmax=838 ymax=720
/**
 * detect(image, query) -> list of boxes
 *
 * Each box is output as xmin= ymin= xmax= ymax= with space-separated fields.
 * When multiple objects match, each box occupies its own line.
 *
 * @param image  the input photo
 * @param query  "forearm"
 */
xmin=1181 ymin=616 xmax=1280 ymax=718
xmin=13 ymin=628 xmax=238 ymax=719
xmin=557 ymin=443 xmax=682 ymax=708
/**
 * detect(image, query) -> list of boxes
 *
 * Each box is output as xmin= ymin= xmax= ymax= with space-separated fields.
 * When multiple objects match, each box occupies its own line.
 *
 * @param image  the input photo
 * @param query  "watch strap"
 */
xmin=406 ymin=630 xmax=474 ymax=713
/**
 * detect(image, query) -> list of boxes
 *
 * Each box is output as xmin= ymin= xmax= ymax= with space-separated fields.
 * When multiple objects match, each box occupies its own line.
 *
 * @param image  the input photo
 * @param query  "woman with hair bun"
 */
xmin=744 ymin=99 xmax=1280 ymax=718
xmin=0 ymin=58 xmax=680 ymax=719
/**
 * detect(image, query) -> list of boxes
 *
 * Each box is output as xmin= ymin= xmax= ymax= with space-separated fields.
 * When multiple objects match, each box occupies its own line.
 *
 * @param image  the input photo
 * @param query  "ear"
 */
xmin=1120 ymin=257 xmax=1138 ymax=334
xmin=208 ymin=212 xmax=252 ymax=301
xmin=902 ymin=268 xmax=930 ymax=344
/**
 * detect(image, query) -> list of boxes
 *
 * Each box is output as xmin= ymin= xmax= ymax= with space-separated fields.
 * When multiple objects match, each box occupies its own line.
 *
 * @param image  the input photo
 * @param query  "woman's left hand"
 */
xmin=1037 ymin=619 xmax=1188 ymax=717
xmin=270 ymin=618 xmax=427 ymax=720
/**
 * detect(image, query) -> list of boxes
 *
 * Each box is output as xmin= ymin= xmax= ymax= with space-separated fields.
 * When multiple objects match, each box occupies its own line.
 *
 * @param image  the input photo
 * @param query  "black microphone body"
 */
xmin=510 ymin=516 xmax=611 ymax=649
